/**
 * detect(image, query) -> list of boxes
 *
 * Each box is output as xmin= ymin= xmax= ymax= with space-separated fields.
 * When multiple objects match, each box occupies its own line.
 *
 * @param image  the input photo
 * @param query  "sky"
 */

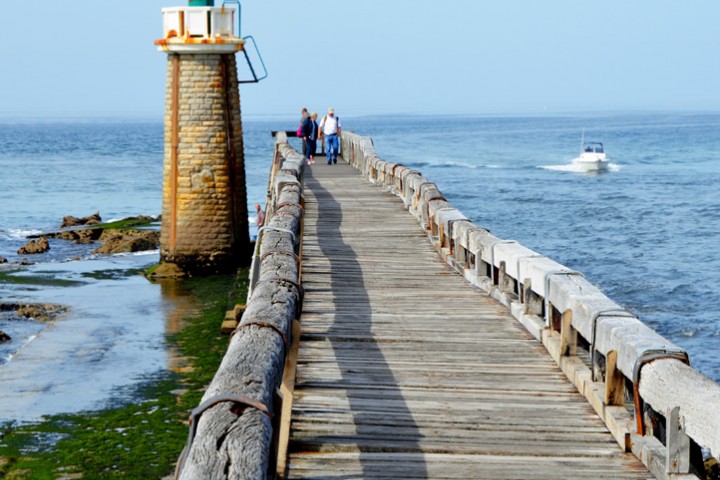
xmin=1 ymin=1 xmax=719 ymax=118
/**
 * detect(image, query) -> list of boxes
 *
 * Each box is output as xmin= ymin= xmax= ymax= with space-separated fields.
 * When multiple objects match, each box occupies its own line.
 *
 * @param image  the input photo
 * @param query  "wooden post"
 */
xmin=666 ymin=406 xmax=690 ymax=474
xmin=604 ymin=350 xmax=625 ymax=406
xmin=559 ymin=309 xmax=576 ymax=356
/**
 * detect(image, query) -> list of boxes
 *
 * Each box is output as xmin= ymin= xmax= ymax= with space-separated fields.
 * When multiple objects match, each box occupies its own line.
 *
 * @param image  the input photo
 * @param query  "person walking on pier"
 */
xmin=255 ymin=203 xmax=265 ymax=227
xmin=319 ymin=107 xmax=341 ymax=165
xmin=302 ymin=112 xmax=319 ymax=164
xmin=298 ymin=107 xmax=309 ymax=157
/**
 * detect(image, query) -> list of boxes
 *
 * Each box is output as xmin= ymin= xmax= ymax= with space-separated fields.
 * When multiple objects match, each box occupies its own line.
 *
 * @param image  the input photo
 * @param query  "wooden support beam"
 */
xmin=559 ymin=309 xmax=576 ymax=356
xmin=666 ymin=406 xmax=690 ymax=474
xmin=275 ymin=319 xmax=301 ymax=479
xmin=604 ymin=350 xmax=625 ymax=406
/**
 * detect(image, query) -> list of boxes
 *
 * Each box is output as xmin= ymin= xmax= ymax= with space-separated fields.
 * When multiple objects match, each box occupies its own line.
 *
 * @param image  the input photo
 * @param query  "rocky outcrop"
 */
xmin=0 ymin=330 xmax=10 ymax=343
xmin=61 ymin=212 xmax=102 ymax=228
xmin=148 ymin=262 xmax=187 ymax=279
xmin=0 ymin=257 xmax=7 ymax=264
xmin=92 ymin=230 xmax=160 ymax=255
xmin=54 ymin=229 xmax=104 ymax=244
xmin=12 ymin=213 xmax=160 ymax=260
xmin=17 ymin=237 xmax=49 ymax=255
xmin=0 ymin=303 xmax=67 ymax=322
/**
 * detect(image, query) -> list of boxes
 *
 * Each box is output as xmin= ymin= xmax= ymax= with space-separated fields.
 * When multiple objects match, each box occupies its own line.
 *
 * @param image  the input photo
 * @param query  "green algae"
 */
xmin=87 ymin=217 xmax=159 ymax=232
xmin=0 ymin=270 xmax=248 ymax=479
xmin=79 ymin=268 xmax=146 ymax=281
xmin=0 ymin=271 xmax=85 ymax=287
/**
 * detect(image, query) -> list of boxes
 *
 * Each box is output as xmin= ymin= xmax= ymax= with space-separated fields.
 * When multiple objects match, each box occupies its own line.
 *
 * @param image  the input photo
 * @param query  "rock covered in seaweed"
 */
xmin=61 ymin=212 xmax=102 ymax=228
xmin=91 ymin=230 xmax=160 ymax=255
xmin=17 ymin=237 xmax=50 ymax=255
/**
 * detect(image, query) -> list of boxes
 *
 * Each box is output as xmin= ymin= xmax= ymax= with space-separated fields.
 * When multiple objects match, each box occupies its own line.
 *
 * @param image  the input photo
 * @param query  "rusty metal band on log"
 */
xmin=254 ymin=276 xmax=301 ymax=294
xmin=632 ymin=349 xmax=690 ymax=435
xmin=175 ymin=393 xmax=272 ymax=480
xmin=221 ymin=55 xmax=239 ymax=245
xmin=170 ymin=54 xmax=180 ymax=250
xmin=513 ymin=254 xmax=544 ymax=297
xmin=589 ymin=309 xmax=636 ymax=382
xmin=255 ymin=226 xmax=297 ymax=246
xmin=542 ymin=270 xmax=583 ymax=326
xmin=423 ymin=195 xmax=447 ymax=225
xmin=260 ymin=250 xmax=301 ymax=265
xmin=487 ymin=239 xmax=518 ymax=283
xmin=275 ymin=201 xmax=304 ymax=210
xmin=231 ymin=321 xmax=289 ymax=347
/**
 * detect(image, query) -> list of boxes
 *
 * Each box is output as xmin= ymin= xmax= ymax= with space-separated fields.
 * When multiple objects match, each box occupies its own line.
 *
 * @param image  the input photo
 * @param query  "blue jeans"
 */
xmin=325 ymin=134 xmax=339 ymax=163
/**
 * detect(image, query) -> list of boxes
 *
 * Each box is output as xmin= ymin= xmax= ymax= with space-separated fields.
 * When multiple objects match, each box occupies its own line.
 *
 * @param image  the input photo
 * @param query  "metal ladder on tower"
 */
xmin=222 ymin=0 xmax=268 ymax=83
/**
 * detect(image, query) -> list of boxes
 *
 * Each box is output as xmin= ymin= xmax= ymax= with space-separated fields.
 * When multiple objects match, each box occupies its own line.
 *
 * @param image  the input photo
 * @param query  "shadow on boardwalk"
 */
xmin=307 ymin=166 xmax=429 ymax=478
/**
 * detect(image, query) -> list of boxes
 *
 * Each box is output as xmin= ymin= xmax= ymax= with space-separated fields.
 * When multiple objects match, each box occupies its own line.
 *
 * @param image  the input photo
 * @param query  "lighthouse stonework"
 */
xmin=155 ymin=5 xmax=250 ymax=275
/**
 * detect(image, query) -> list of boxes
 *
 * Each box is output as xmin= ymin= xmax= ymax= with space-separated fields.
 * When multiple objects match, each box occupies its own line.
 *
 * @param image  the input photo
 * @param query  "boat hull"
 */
xmin=571 ymin=153 xmax=609 ymax=172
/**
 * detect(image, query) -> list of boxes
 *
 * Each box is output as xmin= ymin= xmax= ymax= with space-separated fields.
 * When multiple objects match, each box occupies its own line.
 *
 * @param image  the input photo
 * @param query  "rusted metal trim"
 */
xmin=255 ymin=226 xmax=297 ymax=249
xmin=169 ymin=54 xmax=180 ymax=250
xmin=514 ymin=254 xmax=545 ymax=299
xmin=424 ymin=195 xmax=447 ymax=230
xmin=542 ymin=270 xmax=584 ymax=327
xmin=221 ymin=55 xmax=239 ymax=246
xmin=174 ymin=393 xmax=272 ymax=479
xmin=632 ymin=349 xmax=690 ymax=435
xmin=487 ymin=239 xmax=518 ymax=284
xmin=254 ymin=276 xmax=301 ymax=293
xmin=233 ymin=321 xmax=289 ymax=346
xmin=417 ymin=181 xmax=437 ymax=201
xmin=446 ymin=218 xmax=472 ymax=254
xmin=589 ymin=309 xmax=636 ymax=381
xmin=275 ymin=201 xmax=304 ymax=211
xmin=260 ymin=250 xmax=300 ymax=265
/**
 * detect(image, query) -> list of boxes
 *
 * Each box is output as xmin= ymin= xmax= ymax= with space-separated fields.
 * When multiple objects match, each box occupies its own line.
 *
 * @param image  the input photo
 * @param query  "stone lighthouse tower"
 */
xmin=155 ymin=1 xmax=250 ymax=275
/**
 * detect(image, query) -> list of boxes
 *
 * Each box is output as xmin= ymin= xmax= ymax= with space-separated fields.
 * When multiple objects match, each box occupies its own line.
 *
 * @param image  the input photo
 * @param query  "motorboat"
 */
xmin=572 ymin=141 xmax=609 ymax=172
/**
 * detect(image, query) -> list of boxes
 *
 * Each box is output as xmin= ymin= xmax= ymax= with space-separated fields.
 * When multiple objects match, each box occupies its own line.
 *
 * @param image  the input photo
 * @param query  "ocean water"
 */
xmin=348 ymin=113 xmax=720 ymax=381
xmin=0 ymin=113 xmax=718 ymax=423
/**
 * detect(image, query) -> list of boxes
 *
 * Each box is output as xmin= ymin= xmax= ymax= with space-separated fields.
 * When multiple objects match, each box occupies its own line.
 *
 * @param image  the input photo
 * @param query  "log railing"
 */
xmin=175 ymin=133 xmax=303 ymax=480
xmin=341 ymin=131 xmax=720 ymax=480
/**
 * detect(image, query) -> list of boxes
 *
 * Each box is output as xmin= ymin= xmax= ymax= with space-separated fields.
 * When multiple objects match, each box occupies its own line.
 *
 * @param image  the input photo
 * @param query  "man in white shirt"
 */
xmin=319 ymin=107 xmax=342 ymax=165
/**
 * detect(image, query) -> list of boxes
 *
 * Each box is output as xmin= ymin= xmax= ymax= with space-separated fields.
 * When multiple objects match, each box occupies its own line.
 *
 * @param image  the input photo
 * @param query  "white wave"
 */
xmin=110 ymin=249 xmax=160 ymax=257
xmin=431 ymin=161 xmax=480 ymax=169
xmin=5 ymin=228 xmax=43 ymax=239
xmin=131 ymin=249 xmax=160 ymax=257
xmin=4 ymin=333 xmax=38 ymax=364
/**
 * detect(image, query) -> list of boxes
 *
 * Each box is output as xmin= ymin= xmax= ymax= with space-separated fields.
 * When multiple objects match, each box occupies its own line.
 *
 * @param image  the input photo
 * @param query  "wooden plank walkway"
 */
xmin=286 ymin=159 xmax=652 ymax=479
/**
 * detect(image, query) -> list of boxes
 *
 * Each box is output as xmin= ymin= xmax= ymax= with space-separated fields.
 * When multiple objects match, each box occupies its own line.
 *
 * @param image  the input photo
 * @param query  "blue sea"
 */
xmin=0 ymin=113 xmax=718 ymax=422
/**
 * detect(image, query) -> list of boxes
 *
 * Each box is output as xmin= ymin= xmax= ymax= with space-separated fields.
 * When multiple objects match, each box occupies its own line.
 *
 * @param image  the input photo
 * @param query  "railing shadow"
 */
xmin=306 ymin=165 xmax=429 ymax=478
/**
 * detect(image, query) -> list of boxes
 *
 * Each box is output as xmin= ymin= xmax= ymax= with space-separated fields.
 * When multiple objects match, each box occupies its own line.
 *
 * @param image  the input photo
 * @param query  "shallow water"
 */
xmin=0 ymin=253 xmax=170 ymax=423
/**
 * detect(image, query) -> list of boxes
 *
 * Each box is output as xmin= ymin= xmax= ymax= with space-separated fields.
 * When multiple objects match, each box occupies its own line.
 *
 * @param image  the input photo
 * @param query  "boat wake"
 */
xmin=539 ymin=163 xmax=622 ymax=173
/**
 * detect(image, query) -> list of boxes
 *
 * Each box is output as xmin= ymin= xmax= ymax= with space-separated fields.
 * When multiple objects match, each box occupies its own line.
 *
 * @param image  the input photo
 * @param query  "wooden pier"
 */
xmin=175 ymin=133 xmax=720 ymax=480
xmin=283 ymin=161 xmax=650 ymax=478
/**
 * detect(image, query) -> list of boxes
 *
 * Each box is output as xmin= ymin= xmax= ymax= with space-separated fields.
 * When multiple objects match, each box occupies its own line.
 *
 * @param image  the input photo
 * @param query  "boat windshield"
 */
xmin=583 ymin=143 xmax=604 ymax=153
